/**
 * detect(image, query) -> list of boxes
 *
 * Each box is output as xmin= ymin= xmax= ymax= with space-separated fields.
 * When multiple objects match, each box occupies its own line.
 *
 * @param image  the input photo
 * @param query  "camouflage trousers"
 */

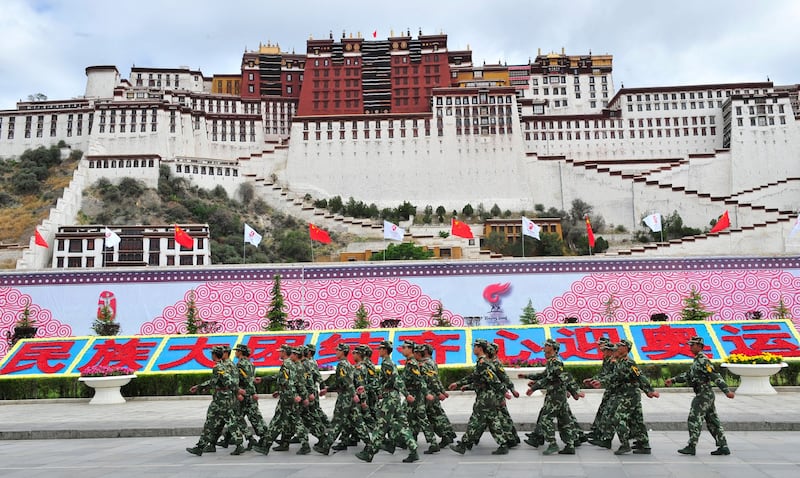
xmin=406 ymin=390 xmax=438 ymax=444
xmin=471 ymin=400 xmax=518 ymax=445
xmin=300 ymin=399 xmax=329 ymax=440
xmin=608 ymin=390 xmax=649 ymax=447
xmin=324 ymin=394 xmax=372 ymax=447
xmin=538 ymin=392 xmax=580 ymax=446
xmin=232 ymin=397 xmax=267 ymax=439
xmin=530 ymin=403 xmax=579 ymax=445
xmin=425 ymin=397 xmax=456 ymax=440
xmin=372 ymin=391 xmax=418 ymax=451
xmin=199 ymin=392 xmax=243 ymax=447
xmin=589 ymin=389 xmax=613 ymax=437
xmin=460 ymin=390 xmax=506 ymax=446
xmin=263 ymin=397 xmax=308 ymax=446
xmin=687 ymin=388 xmax=727 ymax=447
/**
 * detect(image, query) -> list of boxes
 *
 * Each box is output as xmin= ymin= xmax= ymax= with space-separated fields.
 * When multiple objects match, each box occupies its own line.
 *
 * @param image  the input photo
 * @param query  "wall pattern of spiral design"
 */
xmin=140 ymin=278 xmax=465 ymax=334
xmin=538 ymin=270 xmax=800 ymax=327
xmin=0 ymin=287 xmax=71 ymax=358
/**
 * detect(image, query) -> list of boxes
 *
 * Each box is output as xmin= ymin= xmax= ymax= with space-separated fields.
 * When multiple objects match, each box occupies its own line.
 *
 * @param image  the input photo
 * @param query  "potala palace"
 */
xmin=1 ymin=31 xmax=799 ymax=269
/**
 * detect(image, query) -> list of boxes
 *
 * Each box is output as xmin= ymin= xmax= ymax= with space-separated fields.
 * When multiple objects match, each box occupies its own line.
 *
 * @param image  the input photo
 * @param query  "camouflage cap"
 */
xmin=233 ymin=344 xmax=250 ymax=356
xmin=413 ymin=343 xmax=426 ymax=354
xmin=378 ymin=340 xmax=393 ymax=350
xmin=354 ymin=345 xmax=367 ymax=356
xmin=601 ymin=342 xmax=618 ymax=351
xmin=403 ymin=340 xmax=416 ymax=349
xmin=305 ymin=343 xmax=317 ymax=352
xmin=221 ymin=344 xmax=231 ymax=353
xmin=597 ymin=336 xmax=610 ymax=346
xmin=423 ymin=344 xmax=434 ymax=355
xmin=211 ymin=345 xmax=224 ymax=355
xmin=486 ymin=342 xmax=499 ymax=354
xmin=336 ymin=342 xmax=350 ymax=353
xmin=685 ymin=335 xmax=704 ymax=346
xmin=279 ymin=344 xmax=292 ymax=353
xmin=617 ymin=339 xmax=632 ymax=349
xmin=544 ymin=338 xmax=561 ymax=351
xmin=473 ymin=338 xmax=489 ymax=347
xmin=290 ymin=347 xmax=303 ymax=356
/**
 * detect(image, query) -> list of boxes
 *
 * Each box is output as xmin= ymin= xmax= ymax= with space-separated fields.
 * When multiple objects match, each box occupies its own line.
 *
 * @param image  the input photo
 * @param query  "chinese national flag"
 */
xmin=451 ymin=218 xmax=474 ymax=239
xmin=34 ymin=228 xmax=49 ymax=248
xmin=309 ymin=223 xmax=332 ymax=244
xmin=585 ymin=216 xmax=595 ymax=248
xmin=174 ymin=225 xmax=194 ymax=249
xmin=709 ymin=210 xmax=730 ymax=233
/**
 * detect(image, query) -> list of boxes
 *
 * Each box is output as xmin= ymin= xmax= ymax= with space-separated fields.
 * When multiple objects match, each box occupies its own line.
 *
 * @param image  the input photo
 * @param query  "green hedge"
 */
xmin=1 ymin=362 xmax=797 ymax=401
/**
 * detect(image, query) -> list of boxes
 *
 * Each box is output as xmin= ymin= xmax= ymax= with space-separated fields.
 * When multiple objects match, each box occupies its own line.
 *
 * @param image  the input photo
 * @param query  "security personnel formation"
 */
xmin=186 ymin=336 xmax=735 ymax=459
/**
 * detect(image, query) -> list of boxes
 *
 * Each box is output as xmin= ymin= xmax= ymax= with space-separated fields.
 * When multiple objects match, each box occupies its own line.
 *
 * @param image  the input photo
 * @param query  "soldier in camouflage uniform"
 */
xmin=253 ymin=346 xmax=310 ymax=456
xmin=590 ymin=339 xmax=659 ymax=455
xmin=484 ymin=342 xmax=521 ymax=448
xmin=524 ymin=339 xmax=585 ymax=455
xmin=583 ymin=337 xmax=615 ymax=442
xmin=302 ymin=344 xmax=330 ymax=431
xmin=448 ymin=339 xmax=511 ymax=455
xmin=313 ymin=343 xmax=374 ymax=455
xmin=357 ymin=345 xmax=379 ymax=426
xmin=665 ymin=335 xmax=735 ymax=456
xmin=186 ymin=346 xmax=246 ymax=456
xmin=400 ymin=340 xmax=440 ymax=454
xmin=419 ymin=344 xmax=457 ymax=448
xmin=355 ymin=340 xmax=420 ymax=463
xmin=221 ymin=344 xmax=266 ymax=451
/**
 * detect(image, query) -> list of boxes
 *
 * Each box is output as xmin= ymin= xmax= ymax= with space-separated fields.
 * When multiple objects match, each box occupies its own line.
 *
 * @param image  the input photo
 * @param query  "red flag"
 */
xmin=451 ymin=218 xmax=474 ymax=239
xmin=709 ymin=210 xmax=730 ymax=233
xmin=34 ymin=228 xmax=49 ymax=248
xmin=585 ymin=216 xmax=595 ymax=248
xmin=174 ymin=225 xmax=194 ymax=249
xmin=372 ymin=30 xmax=377 ymax=38
xmin=309 ymin=223 xmax=331 ymax=244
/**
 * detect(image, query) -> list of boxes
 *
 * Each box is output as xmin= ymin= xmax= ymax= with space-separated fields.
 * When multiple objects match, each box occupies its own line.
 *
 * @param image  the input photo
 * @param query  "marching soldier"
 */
xmin=419 ymin=343 xmax=457 ymax=448
xmin=253 ymin=346 xmax=310 ymax=456
xmin=400 ymin=340 xmax=440 ymax=454
xmin=582 ymin=337 xmax=615 ymax=442
xmin=665 ymin=335 xmax=734 ymax=456
xmin=186 ymin=346 xmax=245 ymax=456
xmin=525 ymin=339 xmax=585 ymax=455
xmin=590 ymin=339 xmax=659 ymax=455
xmin=355 ymin=340 xmax=420 ymax=463
xmin=302 ymin=344 xmax=330 ymax=431
xmin=314 ymin=343 xmax=374 ymax=455
xmin=448 ymin=339 xmax=510 ymax=455
xmin=485 ymin=342 xmax=521 ymax=448
xmin=221 ymin=344 xmax=265 ymax=451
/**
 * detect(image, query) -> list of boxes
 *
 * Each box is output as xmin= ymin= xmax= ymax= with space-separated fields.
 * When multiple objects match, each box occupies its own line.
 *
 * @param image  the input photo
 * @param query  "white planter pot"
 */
xmin=508 ymin=366 xmax=546 ymax=397
xmin=319 ymin=370 xmax=335 ymax=400
xmin=721 ymin=362 xmax=787 ymax=395
xmin=79 ymin=375 xmax=136 ymax=404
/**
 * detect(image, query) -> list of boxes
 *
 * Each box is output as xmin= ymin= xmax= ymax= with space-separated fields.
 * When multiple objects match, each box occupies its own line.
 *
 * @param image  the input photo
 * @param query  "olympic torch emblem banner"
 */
xmin=1 ymin=320 xmax=798 ymax=378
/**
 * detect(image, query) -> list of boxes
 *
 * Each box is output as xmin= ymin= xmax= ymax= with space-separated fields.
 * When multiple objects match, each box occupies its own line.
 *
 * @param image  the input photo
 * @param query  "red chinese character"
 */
xmin=78 ymin=338 xmax=158 ymax=373
xmin=317 ymin=332 xmax=387 ymax=366
xmin=158 ymin=337 xmax=230 ymax=370
xmin=491 ymin=329 xmax=542 ymax=364
xmin=720 ymin=324 xmax=800 ymax=357
xmin=396 ymin=330 xmax=461 ymax=364
xmin=248 ymin=335 xmax=308 ymax=367
xmin=0 ymin=341 xmax=75 ymax=374
xmin=556 ymin=326 xmax=621 ymax=360
xmin=639 ymin=325 xmax=706 ymax=360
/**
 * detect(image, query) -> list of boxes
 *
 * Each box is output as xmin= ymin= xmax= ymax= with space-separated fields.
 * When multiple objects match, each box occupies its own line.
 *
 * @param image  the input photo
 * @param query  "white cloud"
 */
xmin=1 ymin=0 xmax=798 ymax=109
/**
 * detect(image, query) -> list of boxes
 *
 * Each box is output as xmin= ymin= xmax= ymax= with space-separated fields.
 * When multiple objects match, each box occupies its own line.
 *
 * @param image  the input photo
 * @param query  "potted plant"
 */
xmin=78 ymin=365 xmax=137 ymax=404
xmin=92 ymin=304 xmax=120 ymax=336
xmin=9 ymin=300 xmax=38 ymax=345
xmin=721 ymin=352 xmax=787 ymax=395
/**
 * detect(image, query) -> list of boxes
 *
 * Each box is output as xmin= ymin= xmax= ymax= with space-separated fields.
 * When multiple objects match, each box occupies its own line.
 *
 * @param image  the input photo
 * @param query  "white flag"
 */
xmin=790 ymin=216 xmax=800 ymax=238
xmin=383 ymin=220 xmax=405 ymax=241
xmin=643 ymin=213 xmax=662 ymax=233
xmin=521 ymin=216 xmax=541 ymax=240
xmin=103 ymin=227 xmax=121 ymax=249
xmin=243 ymin=223 xmax=262 ymax=246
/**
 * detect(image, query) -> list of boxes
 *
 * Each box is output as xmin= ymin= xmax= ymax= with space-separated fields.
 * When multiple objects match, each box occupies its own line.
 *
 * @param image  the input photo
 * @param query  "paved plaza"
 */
xmin=1 ymin=388 xmax=799 ymax=476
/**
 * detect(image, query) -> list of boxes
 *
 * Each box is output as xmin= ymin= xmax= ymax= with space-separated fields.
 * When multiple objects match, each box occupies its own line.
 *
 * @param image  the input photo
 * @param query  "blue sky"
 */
xmin=1 ymin=0 xmax=799 ymax=109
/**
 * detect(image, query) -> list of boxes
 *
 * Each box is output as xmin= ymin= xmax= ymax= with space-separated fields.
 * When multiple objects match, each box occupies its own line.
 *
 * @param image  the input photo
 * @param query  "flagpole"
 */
xmin=242 ymin=242 xmax=246 ymax=264
xmin=309 ymin=236 xmax=315 ymax=263
xmin=521 ymin=226 xmax=525 ymax=258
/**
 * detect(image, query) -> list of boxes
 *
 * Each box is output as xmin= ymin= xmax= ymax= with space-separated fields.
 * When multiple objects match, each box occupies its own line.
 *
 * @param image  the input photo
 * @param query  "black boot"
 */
xmin=402 ymin=449 xmax=420 ymax=463
xmin=186 ymin=445 xmax=204 ymax=456
xmin=296 ymin=443 xmax=311 ymax=455
xmin=355 ymin=446 xmax=375 ymax=463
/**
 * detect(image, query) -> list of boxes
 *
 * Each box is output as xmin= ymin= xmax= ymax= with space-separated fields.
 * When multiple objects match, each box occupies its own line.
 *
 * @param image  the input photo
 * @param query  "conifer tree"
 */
xmin=353 ymin=303 xmax=370 ymax=329
xmin=264 ymin=274 xmax=288 ymax=331
xmin=431 ymin=302 xmax=451 ymax=327
xmin=520 ymin=299 xmax=539 ymax=325
xmin=680 ymin=286 xmax=713 ymax=321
